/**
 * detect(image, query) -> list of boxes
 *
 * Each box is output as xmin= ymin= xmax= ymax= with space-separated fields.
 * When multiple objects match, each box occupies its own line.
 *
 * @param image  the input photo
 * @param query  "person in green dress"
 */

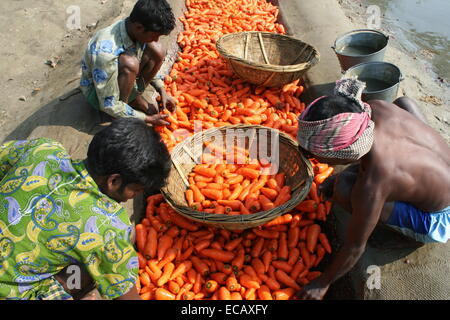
xmin=0 ymin=118 xmax=170 ymax=300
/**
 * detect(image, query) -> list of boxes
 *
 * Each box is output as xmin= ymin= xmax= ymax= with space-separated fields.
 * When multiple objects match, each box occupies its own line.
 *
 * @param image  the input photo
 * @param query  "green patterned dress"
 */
xmin=0 ymin=138 xmax=138 ymax=299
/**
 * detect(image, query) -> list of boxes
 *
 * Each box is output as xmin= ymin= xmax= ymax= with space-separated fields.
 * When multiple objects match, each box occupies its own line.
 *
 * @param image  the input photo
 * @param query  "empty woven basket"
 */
xmin=216 ymin=31 xmax=320 ymax=87
xmin=161 ymin=125 xmax=314 ymax=230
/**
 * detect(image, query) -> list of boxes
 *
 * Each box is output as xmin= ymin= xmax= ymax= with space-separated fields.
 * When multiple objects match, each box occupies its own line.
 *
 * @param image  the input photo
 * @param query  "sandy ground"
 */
xmin=0 ymin=0 xmax=448 ymax=300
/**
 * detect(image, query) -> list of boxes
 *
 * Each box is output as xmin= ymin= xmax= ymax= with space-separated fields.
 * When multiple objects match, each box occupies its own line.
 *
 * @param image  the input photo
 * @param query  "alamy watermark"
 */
xmin=66 ymin=5 xmax=81 ymax=30
xmin=366 ymin=265 xmax=381 ymax=290
xmin=366 ymin=5 xmax=381 ymax=29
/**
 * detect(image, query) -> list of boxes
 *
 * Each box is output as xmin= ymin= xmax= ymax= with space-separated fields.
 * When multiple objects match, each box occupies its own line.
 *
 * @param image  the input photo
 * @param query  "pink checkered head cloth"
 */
xmin=297 ymin=78 xmax=375 ymax=160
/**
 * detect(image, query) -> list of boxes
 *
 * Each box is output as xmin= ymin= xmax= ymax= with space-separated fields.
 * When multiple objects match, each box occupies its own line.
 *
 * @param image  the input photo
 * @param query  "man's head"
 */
xmin=297 ymin=94 xmax=374 ymax=165
xmin=87 ymin=118 xmax=171 ymax=203
xmin=128 ymin=0 xmax=176 ymax=43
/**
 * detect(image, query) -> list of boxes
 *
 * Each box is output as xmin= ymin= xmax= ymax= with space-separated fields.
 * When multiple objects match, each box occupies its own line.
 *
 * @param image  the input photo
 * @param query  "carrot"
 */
xmin=226 ymin=275 xmax=241 ymax=292
xmin=231 ymin=248 xmax=245 ymax=271
xmin=157 ymin=262 xmax=175 ymax=287
xmin=287 ymin=227 xmax=300 ymax=249
xmin=259 ymin=195 xmax=275 ymax=211
xmin=262 ymin=251 xmax=272 ymax=273
xmin=272 ymin=260 xmax=293 ymax=273
xmin=217 ymin=200 xmax=242 ymax=211
xmin=273 ymin=186 xmax=291 ymax=207
xmin=137 ymin=252 xmax=147 ymax=269
xmin=252 ymin=228 xmax=279 ymax=239
xmin=205 ymin=280 xmax=219 ymax=293
xmin=191 ymin=185 xmax=205 ymax=203
xmin=211 ymin=272 xmax=228 ymax=285
xmin=260 ymin=187 xmax=278 ymax=201
xmin=306 ymin=224 xmax=321 ymax=253
xmin=200 ymin=248 xmax=235 ymax=262
xmin=185 ymin=189 xmax=194 ymax=207
xmin=239 ymin=274 xmax=260 ymax=289
xmin=178 ymin=246 xmax=194 ymax=261
xmin=295 ymin=200 xmax=318 ymax=213
xmin=157 ymin=235 xmax=174 ymax=261
xmin=315 ymin=244 xmax=326 ymax=267
xmin=290 ymin=260 xmax=305 ymax=281
xmin=318 ymin=233 xmax=332 ymax=254
xmin=143 ymin=227 xmax=158 ymax=260
xmin=224 ymin=237 xmax=243 ymax=251
xmin=139 ymin=272 xmax=151 ymax=288
xmin=194 ymin=239 xmax=211 ymax=252
xmin=276 ymin=232 xmax=287 ymax=260
xmin=190 ymin=256 xmax=209 ymax=277
xmin=317 ymin=203 xmax=327 ymax=221
xmin=218 ymin=287 xmax=231 ymax=300
xmin=308 ymin=182 xmax=320 ymax=204
xmin=287 ymin=248 xmax=301 ymax=266
xmin=230 ymin=292 xmax=243 ymax=300
xmin=251 ymin=258 xmax=266 ymax=275
xmin=170 ymin=260 xmax=192 ymax=281
xmin=239 ymin=168 xmax=260 ymax=180
xmin=314 ymin=166 xmax=334 ymax=185
xmin=306 ymin=271 xmax=322 ymax=282
xmin=155 ymin=288 xmax=176 ymax=300
xmin=250 ymin=237 xmax=265 ymax=258
xmin=257 ymin=285 xmax=273 ymax=300
xmin=273 ymin=288 xmax=296 ymax=300
xmin=264 ymin=277 xmax=281 ymax=291
xmin=202 ymin=188 xmax=223 ymax=201
xmin=158 ymin=248 xmax=178 ymax=269
xmin=300 ymin=247 xmax=311 ymax=268
xmin=275 ymin=270 xmax=301 ymax=290
xmin=135 ymin=224 xmax=147 ymax=253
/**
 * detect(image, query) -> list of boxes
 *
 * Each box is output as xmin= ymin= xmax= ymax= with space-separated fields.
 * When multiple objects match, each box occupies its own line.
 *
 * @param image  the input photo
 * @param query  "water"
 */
xmin=358 ymin=77 xmax=393 ymax=92
xmin=356 ymin=0 xmax=450 ymax=81
xmin=339 ymin=45 xmax=379 ymax=56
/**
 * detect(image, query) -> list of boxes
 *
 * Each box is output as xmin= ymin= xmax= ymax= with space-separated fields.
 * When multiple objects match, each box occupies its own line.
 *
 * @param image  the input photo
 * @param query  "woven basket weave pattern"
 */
xmin=216 ymin=31 xmax=320 ymax=87
xmin=161 ymin=125 xmax=314 ymax=230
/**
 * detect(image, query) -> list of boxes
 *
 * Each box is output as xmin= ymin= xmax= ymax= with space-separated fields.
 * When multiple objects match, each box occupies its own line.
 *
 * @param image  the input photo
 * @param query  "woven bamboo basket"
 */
xmin=216 ymin=31 xmax=320 ymax=87
xmin=161 ymin=125 xmax=314 ymax=230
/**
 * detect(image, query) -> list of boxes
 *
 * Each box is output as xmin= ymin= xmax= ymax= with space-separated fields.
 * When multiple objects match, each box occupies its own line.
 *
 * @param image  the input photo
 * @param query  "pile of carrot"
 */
xmin=156 ymin=0 xmax=306 ymax=152
xmin=134 ymin=0 xmax=338 ymax=300
xmin=185 ymin=142 xmax=292 ymax=215
xmin=135 ymin=159 xmax=335 ymax=300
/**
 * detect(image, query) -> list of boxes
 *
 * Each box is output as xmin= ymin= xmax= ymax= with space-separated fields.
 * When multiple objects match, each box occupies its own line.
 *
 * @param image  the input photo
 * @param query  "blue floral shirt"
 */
xmin=80 ymin=19 xmax=147 ymax=120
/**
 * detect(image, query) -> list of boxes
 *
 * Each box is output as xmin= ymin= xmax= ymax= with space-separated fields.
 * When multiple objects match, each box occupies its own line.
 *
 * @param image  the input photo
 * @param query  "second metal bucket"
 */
xmin=333 ymin=29 xmax=389 ymax=71
xmin=343 ymin=62 xmax=404 ymax=102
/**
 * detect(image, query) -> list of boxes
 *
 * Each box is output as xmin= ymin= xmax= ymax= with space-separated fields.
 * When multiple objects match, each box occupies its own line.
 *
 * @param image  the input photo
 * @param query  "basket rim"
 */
xmin=216 ymin=31 xmax=320 ymax=73
xmin=161 ymin=124 xmax=314 ymax=229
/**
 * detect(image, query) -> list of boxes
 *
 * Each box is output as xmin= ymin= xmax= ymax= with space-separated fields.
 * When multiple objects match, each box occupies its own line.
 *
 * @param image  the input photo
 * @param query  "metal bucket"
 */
xmin=333 ymin=29 xmax=389 ymax=71
xmin=343 ymin=62 xmax=404 ymax=102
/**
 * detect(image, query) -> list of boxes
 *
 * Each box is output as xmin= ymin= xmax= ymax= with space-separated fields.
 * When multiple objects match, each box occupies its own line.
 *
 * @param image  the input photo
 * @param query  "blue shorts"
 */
xmin=386 ymin=202 xmax=450 ymax=243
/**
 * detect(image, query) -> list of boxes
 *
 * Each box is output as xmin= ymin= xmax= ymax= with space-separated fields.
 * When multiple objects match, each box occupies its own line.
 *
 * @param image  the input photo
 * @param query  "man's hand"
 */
xmin=160 ymin=89 xmax=177 ymax=113
xmin=144 ymin=114 xmax=170 ymax=126
xmin=296 ymin=278 xmax=330 ymax=300
xmin=129 ymin=95 xmax=155 ymax=115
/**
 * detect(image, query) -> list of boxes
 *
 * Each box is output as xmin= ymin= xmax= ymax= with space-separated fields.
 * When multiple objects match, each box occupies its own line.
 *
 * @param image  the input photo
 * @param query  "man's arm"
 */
xmin=115 ymin=285 xmax=142 ymax=300
xmin=298 ymin=173 xmax=386 ymax=299
xmin=91 ymin=52 xmax=148 ymax=121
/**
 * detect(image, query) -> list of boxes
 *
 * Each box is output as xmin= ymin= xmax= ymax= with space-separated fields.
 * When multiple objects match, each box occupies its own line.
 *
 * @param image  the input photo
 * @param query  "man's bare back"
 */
xmin=363 ymin=99 xmax=450 ymax=212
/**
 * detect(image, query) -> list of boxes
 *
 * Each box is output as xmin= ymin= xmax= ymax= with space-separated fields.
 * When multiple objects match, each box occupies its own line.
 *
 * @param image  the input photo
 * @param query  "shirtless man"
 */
xmin=295 ymin=78 xmax=450 ymax=300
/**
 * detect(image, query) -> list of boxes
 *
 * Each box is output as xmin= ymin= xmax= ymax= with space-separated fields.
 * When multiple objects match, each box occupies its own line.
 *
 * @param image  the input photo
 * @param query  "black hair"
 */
xmin=302 ymin=95 xmax=363 ymax=121
xmin=129 ymin=0 xmax=176 ymax=35
xmin=87 ymin=118 xmax=171 ymax=192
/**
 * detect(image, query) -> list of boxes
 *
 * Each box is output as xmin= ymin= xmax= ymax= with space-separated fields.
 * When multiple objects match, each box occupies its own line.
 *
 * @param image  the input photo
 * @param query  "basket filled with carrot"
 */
xmin=161 ymin=124 xmax=314 ymax=230
xmin=216 ymin=31 xmax=320 ymax=87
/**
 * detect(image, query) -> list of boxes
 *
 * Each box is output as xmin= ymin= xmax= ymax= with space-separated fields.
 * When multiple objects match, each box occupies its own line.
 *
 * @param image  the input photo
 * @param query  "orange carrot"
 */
xmin=306 ymin=224 xmax=321 ymax=253
xmin=318 ymin=233 xmax=332 ymax=254
xmin=155 ymin=288 xmax=176 ymax=300
xmin=275 ymin=269 xmax=301 ymax=290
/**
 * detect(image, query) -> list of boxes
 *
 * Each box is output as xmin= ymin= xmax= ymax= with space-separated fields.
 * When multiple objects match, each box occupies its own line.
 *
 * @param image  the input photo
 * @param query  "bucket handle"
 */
xmin=332 ymin=28 xmax=389 ymax=50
